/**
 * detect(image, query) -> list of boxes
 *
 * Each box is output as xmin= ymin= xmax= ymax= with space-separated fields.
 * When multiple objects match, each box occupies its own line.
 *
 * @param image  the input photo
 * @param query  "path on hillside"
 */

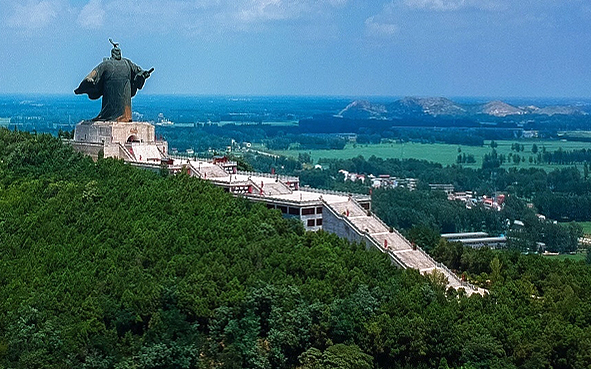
xmin=324 ymin=199 xmax=486 ymax=296
xmin=174 ymin=155 xmax=486 ymax=296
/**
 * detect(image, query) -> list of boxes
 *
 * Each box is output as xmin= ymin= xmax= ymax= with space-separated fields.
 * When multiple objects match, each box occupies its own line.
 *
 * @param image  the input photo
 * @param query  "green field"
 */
xmin=575 ymin=221 xmax=591 ymax=235
xmin=217 ymin=120 xmax=299 ymax=126
xmin=271 ymin=140 xmax=591 ymax=168
xmin=543 ymin=251 xmax=588 ymax=262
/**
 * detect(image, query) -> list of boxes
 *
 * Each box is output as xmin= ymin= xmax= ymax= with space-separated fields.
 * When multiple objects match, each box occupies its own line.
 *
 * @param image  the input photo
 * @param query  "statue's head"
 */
xmin=111 ymin=47 xmax=122 ymax=60
xmin=109 ymin=38 xmax=122 ymax=60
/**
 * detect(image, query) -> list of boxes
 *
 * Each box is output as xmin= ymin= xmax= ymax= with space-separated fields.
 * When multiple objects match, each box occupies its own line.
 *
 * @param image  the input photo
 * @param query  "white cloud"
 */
xmin=234 ymin=0 xmax=346 ymax=23
xmin=365 ymin=16 xmax=398 ymax=38
xmin=1 ymin=0 xmax=350 ymax=36
xmin=7 ymin=0 xmax=60 ymax=29
xmin=74 ymin=0 xmax=351 ymax=36
xmin=402 ymin=0 xmax=506 ymax=11
xmin=236 ymin=0 xmax=295 ymax=22
xmin=404 ymin=0 xmax=465 ymax=11
xmin=77 ymin=0 xmax=105 ymax=29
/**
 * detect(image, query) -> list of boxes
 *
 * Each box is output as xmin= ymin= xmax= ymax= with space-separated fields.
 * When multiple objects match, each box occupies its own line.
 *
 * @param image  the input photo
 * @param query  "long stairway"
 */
xmin=172 ymin=156 xmax=485 ymax=296
xmin=325 ymin=200 xmax=485 ymax=296
xmin=261 ymin=181 xmax=292 ymax=196
xmin=127 ymin=144 xmax=163 ymax=162
xmin=196 ymin=164 xmax=230 ymax=179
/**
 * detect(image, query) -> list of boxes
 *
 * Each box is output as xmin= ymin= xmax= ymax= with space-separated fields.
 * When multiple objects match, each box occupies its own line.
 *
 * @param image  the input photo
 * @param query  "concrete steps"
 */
xmin=324 ymin=199 xmax=486 ymax=296
xmin=199 ymin=165 xmax=230 ymax=179
xmin=263 ymin=182 xmax=292 ymax=195
xmin=128 ymin=144 xmax=163 ymax=162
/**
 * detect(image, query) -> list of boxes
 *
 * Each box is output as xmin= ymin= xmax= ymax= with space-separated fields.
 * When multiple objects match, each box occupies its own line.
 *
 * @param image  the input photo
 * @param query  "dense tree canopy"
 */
xmin=2 ymin=128 xmax=591 ymax=368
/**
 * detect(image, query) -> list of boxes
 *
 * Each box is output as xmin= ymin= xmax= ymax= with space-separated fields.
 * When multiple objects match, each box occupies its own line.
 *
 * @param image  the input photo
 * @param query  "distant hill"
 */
xmin=337 ymin=100 xmax=387 ymax=119
xmin=338 ymin=96 xmax=587 ymax=119
xmin=387 ymin=97 xmax=466 ymax=117
xmin=477 ymin=100 xmax=524 ymax=117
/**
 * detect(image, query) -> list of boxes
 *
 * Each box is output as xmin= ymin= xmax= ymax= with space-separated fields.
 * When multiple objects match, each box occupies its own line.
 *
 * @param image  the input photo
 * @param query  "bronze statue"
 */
xmin=75 ymin=39 xmax=154 ymax=122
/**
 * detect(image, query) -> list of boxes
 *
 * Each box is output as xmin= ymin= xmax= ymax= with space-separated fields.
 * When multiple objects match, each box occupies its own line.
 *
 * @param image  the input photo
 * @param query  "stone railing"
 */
xmin=348 ymin=197 xmax=482 ymax=294
xmin=117 ymin=143 xmax=135 ymax=162
xmin=304 ymin=187 xmax=371 ymax=201
xmin=321 ymin=199 xmax=407 ymax=269
xmin=170 ymin=153 xmax=237 ymax=166
xmin=237 ymin=171 xmax=298 ymax=183
xmin=247 ymin=195 xmax=321 ymax=206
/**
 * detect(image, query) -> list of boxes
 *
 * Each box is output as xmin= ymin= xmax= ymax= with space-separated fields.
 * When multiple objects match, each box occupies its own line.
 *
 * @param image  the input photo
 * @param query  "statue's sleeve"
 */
xmin=129 ymin=60 xmax=146 ymax=97
xmin=74 ymin=64 xmax=104 ymax=100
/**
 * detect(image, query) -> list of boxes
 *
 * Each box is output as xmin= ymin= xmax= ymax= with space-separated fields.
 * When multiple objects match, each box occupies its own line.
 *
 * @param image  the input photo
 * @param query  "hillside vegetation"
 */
xmin=2 ymin=128 xmax=591 ymax=368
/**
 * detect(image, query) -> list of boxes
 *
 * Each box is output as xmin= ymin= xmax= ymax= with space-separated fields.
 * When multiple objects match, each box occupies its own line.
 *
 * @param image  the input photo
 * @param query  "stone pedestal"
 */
xmin=71 ymin=120 xmax=168 ymax=161
xmin=74 ymin=120 xmax=156 ymax=144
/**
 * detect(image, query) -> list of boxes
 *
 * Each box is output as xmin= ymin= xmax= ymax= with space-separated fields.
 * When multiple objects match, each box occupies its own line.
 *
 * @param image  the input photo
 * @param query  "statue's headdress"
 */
xmin=109 ymin=38 xmax=122 ymax=60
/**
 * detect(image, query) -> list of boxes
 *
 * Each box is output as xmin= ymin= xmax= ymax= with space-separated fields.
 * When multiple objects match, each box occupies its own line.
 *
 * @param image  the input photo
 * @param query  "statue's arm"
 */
xmin=128 ymin=60 xmax=154 ymax=96
xmin=83 ymin=69 xmax=98 ymax=83
xmin=74 ymin=66 xmax=103 ymax=100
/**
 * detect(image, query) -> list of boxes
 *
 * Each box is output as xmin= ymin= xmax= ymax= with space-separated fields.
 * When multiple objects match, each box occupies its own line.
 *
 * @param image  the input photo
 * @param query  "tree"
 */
xmin=8 ymin=128 xmax=591 ymax=369
xmin=4 ymin=305 xmax=70 ymax=369
xmin=489 ymin=256 xmax=503 ymax=285
xmin=408 ymin=225 xmax=441 ymax=253
xmin=298 ymin=153 xmax=312 ymax=164
xmin=299 ymin=345 xmax=373 ymax=369
xmin=513 ymin=154 xmax=521 ymax=164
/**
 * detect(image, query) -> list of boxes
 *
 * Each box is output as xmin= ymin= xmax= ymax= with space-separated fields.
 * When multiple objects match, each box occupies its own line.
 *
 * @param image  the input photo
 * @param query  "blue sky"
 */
xmin=1 ymin=0 xmax=590 ymax=97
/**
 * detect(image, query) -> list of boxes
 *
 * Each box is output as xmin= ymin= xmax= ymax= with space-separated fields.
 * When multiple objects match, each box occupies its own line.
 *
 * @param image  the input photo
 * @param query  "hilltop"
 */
xmin=338 ymin=96 xmax=588 ymax=119
xmin=3 ymin=128 xmax=591 ymax=368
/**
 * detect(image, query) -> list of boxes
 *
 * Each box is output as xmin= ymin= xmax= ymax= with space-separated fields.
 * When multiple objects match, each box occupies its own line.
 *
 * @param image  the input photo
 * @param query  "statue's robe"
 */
xmin=74 ymin=58 xmax=147 ymax=122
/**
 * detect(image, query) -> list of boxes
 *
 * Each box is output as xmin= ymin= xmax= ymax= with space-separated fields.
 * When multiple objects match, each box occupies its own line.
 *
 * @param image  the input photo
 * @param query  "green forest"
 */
xmin=3 ymin=128 xmax=591 ymax=368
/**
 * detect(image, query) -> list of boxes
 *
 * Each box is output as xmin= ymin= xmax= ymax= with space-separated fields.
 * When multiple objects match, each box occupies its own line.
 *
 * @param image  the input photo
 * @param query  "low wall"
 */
xmin=322 ymin=203 xmax=365 ymax=244
xmin=322 ymin=203 xmax=406 ymax=268
xmin=70 ymin=141 xmax=104 ymax=161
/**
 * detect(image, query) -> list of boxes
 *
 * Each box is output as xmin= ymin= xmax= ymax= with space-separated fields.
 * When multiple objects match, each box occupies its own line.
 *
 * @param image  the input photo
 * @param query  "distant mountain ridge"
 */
xmin=338 ymin=97 xmax=588 ymax=119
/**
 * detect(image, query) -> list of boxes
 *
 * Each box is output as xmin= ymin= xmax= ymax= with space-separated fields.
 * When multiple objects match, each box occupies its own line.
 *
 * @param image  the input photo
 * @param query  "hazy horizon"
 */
xmin=2 ymin=93 xmax=590 ymax=104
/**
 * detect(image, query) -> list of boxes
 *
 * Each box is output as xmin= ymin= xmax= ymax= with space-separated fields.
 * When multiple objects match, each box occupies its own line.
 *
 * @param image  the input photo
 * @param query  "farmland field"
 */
xmin=543 ymin=251 xmax=588 ymax=262
xmin=575 ymin=221 xmax=591 ymax=235
xmin=270 ymin=140 xmax=591 ymax=168
xmin=217 ymin=120 xmax=299 ymax=126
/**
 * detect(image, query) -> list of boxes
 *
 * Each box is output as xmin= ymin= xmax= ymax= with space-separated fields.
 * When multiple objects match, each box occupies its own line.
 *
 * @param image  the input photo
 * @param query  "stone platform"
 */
xmin=71 ymin=120 xmax=167 ymax=161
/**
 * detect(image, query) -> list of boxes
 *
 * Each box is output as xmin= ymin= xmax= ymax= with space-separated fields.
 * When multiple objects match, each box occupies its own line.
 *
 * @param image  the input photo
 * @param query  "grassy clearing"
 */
xmin=274 ymin=142 xmax=470 ymax=165
xmin=543 ymin=251 xmax=587 ymax=262
xmin=575 ymin=221 xmax=591 ymax=235
xmin=271 ymin=140 xmax=591 ymax=169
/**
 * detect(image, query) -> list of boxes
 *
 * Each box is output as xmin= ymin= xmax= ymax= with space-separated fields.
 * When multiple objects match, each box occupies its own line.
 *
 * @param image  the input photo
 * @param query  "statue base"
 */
xmin=71 ymin=120 xmax=168 ymax=162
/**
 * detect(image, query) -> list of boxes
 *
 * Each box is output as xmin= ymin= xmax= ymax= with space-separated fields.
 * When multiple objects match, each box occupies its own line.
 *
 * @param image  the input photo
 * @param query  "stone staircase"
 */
xmin=198 ymin=164 xmax=230 ymax=179
xmin=324 ymin=199 xmax=486 ymax=296
xmin=127 ymin=144 xmax=163 ymax=162
xmin=261 ymin=181 xmax=293 ymax=196
xmin=176 ymin=157 xmax=485 ymax=296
